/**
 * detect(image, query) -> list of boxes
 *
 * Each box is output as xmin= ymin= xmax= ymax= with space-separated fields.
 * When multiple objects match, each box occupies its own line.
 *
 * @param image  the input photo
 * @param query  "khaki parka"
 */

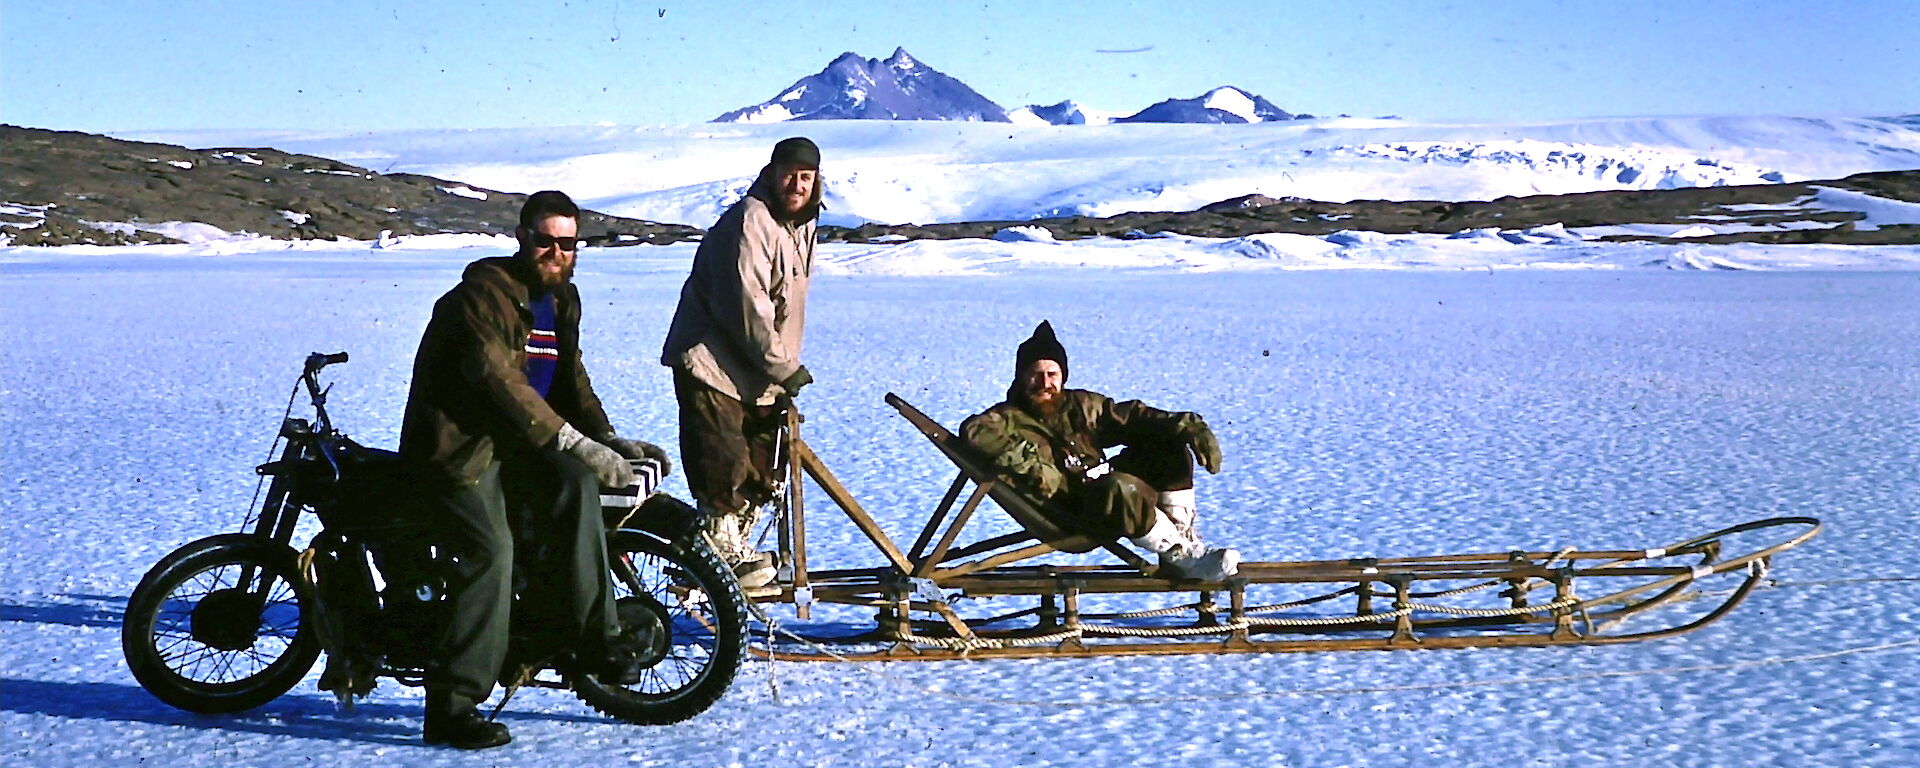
xmin=660 ymin=167 xmax=820 ymax=406
xmin=400 ymin=255 xmax=616 ymax=486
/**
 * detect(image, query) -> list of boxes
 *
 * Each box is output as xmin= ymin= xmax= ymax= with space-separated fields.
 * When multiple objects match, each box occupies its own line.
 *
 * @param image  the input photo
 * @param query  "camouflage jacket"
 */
xmin=959 ymin=389 xmax=1202 ymax=501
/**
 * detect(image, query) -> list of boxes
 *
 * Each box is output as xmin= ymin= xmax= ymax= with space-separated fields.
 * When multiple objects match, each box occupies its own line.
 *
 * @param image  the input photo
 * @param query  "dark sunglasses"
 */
xmin=530 ymin=232 xmax=584 ymax=251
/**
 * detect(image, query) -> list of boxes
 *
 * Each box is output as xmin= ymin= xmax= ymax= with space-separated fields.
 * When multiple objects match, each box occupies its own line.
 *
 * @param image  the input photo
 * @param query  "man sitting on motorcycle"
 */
xmin=399 ymin=190 xmax=669 ymax=749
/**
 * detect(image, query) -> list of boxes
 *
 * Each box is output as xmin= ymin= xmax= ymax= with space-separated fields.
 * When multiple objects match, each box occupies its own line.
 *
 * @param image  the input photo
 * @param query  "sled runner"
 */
xmin=739 ymin=394 xmax=1819 ymax=661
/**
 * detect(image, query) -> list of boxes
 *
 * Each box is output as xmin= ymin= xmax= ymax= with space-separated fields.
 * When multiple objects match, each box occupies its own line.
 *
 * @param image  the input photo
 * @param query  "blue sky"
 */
xmin=3 ymin=0 xmax=1915 ymax=133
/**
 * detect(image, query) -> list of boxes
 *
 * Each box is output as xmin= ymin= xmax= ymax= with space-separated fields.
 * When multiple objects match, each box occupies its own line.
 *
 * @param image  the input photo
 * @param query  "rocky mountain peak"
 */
xmin=713 ymin=49 xmax=1008 ymax=123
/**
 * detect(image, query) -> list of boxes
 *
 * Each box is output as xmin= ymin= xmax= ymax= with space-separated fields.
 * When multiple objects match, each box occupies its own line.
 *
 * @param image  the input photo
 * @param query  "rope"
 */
xmin=1086 ymin=621 xmax=1249 ymax=638
xmin=895 ymin=626 xmax=1085 ymax=651
xmin=762 ymin=613 xmax=783 ymax=703
xmin=781 ymin=589 xmax=1582 ymax=650
xmin=1245 ymin=606 xmax=1412 ymax=627
xmin=1405 ymin=594 xmax=1580 ymax=618
xmin=1097 ymin=602 xmax=1206 ymax=620
xmin=293 ymin=547 xmax=337 ymax=654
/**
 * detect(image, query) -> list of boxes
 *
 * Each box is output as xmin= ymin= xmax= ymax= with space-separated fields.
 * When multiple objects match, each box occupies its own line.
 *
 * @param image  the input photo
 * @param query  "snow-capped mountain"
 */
xmin=138 ymin=115 xmax=1920 ymax=230
xmin=713 ymin=48 xmax=1009 ymax=123
xmin=1116 ymin=86 xmax=1303 ymax=124
xmin=1007 ymin=100 xmax=1129 ymax=127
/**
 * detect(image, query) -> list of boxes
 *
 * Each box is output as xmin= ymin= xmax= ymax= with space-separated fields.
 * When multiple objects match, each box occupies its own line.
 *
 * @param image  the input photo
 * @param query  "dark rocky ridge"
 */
xmin=6 ymin=125 xmax=1915 ymax=249
xmin=818 ymin=171 xmax=1920 ymax=246
xmin=0 ymin=125 xmax=700 ymax=247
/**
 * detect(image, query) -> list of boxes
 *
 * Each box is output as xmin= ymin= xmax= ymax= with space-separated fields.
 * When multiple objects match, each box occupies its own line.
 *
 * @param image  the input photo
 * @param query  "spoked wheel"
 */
xmin=573 ymin=528 xmax=748 ymax=724
xmin=122 ymin=533 xmax=321 ymax=713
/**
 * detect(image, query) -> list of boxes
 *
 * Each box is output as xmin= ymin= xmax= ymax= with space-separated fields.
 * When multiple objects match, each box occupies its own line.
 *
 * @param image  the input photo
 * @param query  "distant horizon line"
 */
xmin=78 ymin=111 xmax=1917 ymax=139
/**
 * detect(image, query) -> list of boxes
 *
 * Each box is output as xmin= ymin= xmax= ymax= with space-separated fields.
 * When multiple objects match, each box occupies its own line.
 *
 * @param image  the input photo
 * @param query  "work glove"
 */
xmin=1031 ymin=463 xmax=1067 ymax=498
xmin=556 ymin=423 xmax=635 ymax=489
xmin=779 ymin=365 xmax=814 ymax=397
xmin=608 ymin=436 xmax=673 ymax=477
xmin=1182 ymin=417 xmax=1223 ymax=474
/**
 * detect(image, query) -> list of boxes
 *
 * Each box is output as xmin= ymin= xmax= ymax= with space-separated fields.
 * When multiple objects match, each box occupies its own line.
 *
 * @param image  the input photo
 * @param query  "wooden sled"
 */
xmin=738 ymin=394 xmax=1820 ymax=661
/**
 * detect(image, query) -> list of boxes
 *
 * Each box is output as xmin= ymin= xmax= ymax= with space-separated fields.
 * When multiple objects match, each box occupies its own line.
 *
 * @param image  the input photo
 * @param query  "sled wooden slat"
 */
xmin=785 ymin=405 xmax=810 ymax=618
xmin=747 ymin=393 xmax=1820 ymax=663
xmin=909 ymin=474 xmax=971 ymax=562
xmin=933 ymin=532 xmax=1041 ymax=565
xmin=914 ymin=481 xmax=994 ymax=578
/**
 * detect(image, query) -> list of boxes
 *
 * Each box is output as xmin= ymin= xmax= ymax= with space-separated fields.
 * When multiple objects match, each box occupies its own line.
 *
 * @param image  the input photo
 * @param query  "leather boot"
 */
xmin=424 ymin=690 xmax=511 ymax=750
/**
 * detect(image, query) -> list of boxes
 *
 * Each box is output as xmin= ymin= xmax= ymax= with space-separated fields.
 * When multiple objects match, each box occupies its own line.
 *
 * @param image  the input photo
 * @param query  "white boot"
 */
xmin=1157 ymin=488 xmax=1199 ymax=540
xmin=1129 ymin=513 xmax=1239 ymax=582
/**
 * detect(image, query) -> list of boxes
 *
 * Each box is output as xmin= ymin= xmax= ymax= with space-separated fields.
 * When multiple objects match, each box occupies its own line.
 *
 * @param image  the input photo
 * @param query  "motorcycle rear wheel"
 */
xmin=573 ymin=528 xmax=748 ymax=724
xmin=123 ymin=533 xmax=322 ymax=713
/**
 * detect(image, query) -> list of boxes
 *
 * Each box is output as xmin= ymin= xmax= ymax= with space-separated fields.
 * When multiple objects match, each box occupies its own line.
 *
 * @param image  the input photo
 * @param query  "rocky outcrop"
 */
xmin=817 ymin=171 xmax=1920 ymax=246
xmin=0 ymin=125 xmax=701 ymax=247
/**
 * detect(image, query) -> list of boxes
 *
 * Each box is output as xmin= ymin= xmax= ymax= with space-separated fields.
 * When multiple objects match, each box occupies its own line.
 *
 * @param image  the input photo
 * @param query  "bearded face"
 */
xmin=1019 ymin=358 xmax=1064 ymax=414
xmin=516 ymin=214 xmax=579 ymax=289
xmin=772 ymin=163 xmax=817 ymax=220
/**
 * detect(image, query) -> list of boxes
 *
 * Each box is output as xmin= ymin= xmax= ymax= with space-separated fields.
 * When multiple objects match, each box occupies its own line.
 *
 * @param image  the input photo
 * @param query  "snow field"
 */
xmin=131 ymin=115 xmax=1920 ymax=230
xmin=3 ymin=243 xmax=1918 ymax=766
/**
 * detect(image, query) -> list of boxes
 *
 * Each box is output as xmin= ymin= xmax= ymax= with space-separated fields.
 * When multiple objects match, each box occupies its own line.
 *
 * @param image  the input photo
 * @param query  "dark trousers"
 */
xmin=1057 ymin=435 xmax=1196 ymax=541
xmin=427 ymin=447 xmax=618 ymax=712
xmin=672 ymin=367 xmax=781 ymax=515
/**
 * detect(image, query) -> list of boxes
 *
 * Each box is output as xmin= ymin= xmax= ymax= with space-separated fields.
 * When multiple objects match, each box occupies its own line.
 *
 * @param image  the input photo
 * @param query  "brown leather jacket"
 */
xmin=400 ymin=255 xmax=615 ymax=485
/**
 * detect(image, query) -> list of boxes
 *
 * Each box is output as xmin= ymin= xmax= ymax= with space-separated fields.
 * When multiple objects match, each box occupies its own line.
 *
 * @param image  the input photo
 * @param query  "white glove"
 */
xmin=555 ymin=423 xmax=635 ymax=489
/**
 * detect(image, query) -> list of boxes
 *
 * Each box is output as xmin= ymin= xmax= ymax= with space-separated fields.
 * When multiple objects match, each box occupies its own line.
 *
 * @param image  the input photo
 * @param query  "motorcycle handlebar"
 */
xmin=304 ymin=351 xmax=349 ymax=373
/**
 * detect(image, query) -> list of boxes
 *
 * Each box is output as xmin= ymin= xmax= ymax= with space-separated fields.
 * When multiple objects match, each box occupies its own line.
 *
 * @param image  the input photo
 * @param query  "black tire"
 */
xmin=122 ymin=533 xmax=322 ymax=713
xmin=573 ymin=528 xmax=748 ymax=725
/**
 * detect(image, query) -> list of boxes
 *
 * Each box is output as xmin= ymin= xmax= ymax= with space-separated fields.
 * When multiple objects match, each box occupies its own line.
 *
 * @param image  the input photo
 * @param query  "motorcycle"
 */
xmin=121 ymin=352 xmax=749 ymax=725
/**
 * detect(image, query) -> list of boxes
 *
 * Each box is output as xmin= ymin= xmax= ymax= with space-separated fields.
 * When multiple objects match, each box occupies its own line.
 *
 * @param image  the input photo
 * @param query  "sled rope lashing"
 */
xmin=750 ymin=396 xmax=1819 ymax=661
xmin=892 ymin=589 xmax=1588 ymax=648
xmin=1084 ymin=582 xmax=1375 ymax=621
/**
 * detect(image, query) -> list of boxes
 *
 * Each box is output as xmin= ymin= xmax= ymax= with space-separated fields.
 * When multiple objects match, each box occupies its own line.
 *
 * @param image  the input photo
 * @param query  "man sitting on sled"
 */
xmin=961 ymin=321 xmax=1240 ymax=581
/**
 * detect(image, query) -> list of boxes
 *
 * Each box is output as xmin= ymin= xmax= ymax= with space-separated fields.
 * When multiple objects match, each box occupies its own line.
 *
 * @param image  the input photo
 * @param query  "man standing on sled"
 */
xmin=962 ymin=321 xmax=1240 ymax=581
xmin=401 ymin=190 xmax=667 ymax=749
xmin=661 ymin=137 xmax=822 ymax=589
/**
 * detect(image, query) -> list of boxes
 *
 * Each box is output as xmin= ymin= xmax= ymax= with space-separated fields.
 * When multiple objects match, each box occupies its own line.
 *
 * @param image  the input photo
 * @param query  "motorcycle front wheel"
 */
xmin=573 ymin=527 xmax=748 ymax=725
xmin=122 ymin=533 xmax=322 ymax=713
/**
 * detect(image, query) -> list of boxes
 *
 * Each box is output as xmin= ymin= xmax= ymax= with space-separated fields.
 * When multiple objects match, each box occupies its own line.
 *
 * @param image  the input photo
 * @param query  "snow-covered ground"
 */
xmin=4 ymin=235 xmax=1917 ymax=766
xmin=131 ymin=114 xmax=1920 ymax=229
